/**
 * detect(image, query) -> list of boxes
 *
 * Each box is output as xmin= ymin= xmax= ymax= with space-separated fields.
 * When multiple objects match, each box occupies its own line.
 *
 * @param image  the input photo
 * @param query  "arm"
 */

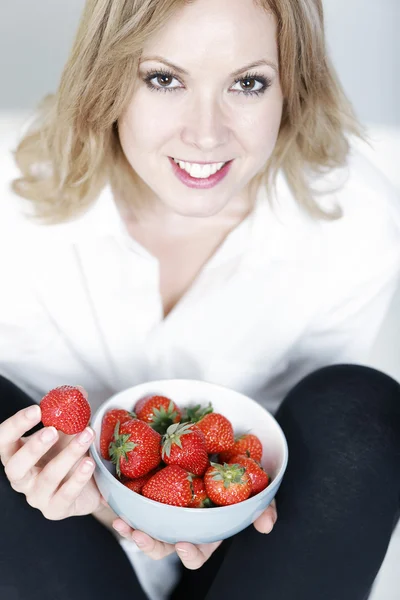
xmin=92 ymin=501 xmax=121 ymax=539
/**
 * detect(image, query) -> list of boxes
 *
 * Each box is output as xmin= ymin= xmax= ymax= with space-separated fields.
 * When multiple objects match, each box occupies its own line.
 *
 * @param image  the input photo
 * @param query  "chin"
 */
xmin=167 ymin=199 xmax=227 ymax=219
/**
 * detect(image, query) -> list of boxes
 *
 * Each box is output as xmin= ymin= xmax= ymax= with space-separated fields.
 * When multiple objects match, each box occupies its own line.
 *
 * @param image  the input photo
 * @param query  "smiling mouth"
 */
xmin=170 ymin=157 xmax=232 ymax=179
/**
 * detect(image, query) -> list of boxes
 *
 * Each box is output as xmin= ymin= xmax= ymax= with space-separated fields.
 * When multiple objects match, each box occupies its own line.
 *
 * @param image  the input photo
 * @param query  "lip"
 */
xmin=171 ymin=157 xmax=231 ymax=165
xmin=168 ymin=157 xmax=233 ymax=189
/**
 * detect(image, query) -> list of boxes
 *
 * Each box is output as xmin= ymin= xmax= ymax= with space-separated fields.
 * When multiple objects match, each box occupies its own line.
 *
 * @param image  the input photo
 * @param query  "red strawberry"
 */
xmin=142 ymin=465 xmax=194 ymax=507
xmin=204 ymin=462 xmax=252 ymax=506
xmin=227 ymin=454 xmax=270 ymax=496
xmin=219 ymin=433 xmax=263 ymax=463
xmin=188 ymin=477 xmax=212 ymax=508
xmin=195 ymin=413 xmax=235 ymax=454
xmin=161 ymin=423 xmax=209 ymax=476
xmin=121 ymin=469 xmax=159 ymax=494
xmin=100 ymin=409 xmax=136 ymax=460
xmin=134 ymin=395 xmax=182 ymax=435
xmin=40 ymin=385 xmax=91 ymax=434
xmin=109 ymin=420 xmax=161 ymax=479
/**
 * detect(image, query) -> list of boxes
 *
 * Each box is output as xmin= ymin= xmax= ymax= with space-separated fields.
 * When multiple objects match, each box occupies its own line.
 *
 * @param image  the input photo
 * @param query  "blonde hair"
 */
xmin=11 ymin=0 xmax=367 ymax=225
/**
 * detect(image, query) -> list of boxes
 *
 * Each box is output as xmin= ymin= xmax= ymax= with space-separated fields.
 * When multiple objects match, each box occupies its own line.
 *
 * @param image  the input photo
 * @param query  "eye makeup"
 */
xmin=141 ymin=67 xmax=273 ymax=98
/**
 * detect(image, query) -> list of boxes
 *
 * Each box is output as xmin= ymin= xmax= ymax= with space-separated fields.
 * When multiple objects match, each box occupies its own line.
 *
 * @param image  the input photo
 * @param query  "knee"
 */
xmin=277 ymin=363 xmax=400 ymax=454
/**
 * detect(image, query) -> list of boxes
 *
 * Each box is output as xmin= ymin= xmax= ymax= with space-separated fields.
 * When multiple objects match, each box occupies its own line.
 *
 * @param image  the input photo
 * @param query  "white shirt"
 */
xmin=1 ymin=136 xmax=400 ymax=599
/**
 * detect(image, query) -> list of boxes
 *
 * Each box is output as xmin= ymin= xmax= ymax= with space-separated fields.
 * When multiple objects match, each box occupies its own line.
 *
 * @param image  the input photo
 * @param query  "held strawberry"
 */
xmin=142 ymin=465 xmax=194 ymax=507
xmin=40 ymin=385 xmax=91 ymax=434
xmin=134 ymin=395 xmax=182 ymax=435
xmin=204 ymin=462 xmax=252 ymax=506
xmin=109 ymin=420 xmax=162 ymax=479
xmin=228 ymin=454 xmax=270 ymax=496
xmin=161 ymin=423 xmax=209 ymax=476
xmin=100 ymin=409 xmax=136 ymax=460
xmin=219 ymin=433 xmax=263 ymax=463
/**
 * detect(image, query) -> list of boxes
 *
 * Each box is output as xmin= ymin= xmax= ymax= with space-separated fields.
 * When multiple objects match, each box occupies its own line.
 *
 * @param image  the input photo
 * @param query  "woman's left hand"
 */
xmin=112 ymin=498 xmax=277 ymax=570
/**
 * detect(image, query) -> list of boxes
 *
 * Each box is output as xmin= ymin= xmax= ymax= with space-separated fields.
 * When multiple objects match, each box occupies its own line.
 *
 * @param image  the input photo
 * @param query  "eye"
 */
xmin=230 ymin=73 xmax=272 ymax=97
xmin=231 ymin=78 xmax=264 ymax=95
xmin=143 ymin=69 xmax=183 ymax=93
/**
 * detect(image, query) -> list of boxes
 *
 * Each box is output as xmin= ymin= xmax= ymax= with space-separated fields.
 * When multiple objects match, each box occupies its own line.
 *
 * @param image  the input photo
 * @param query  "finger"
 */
xmin=129 ymin=530 xmax=176 ymax=560
xmin=112 ymin=518 xmax=134 ymax=538
xmin=4 ymin=426 xmax=59 ymax=491
xmin=253 ymin=498 xmax=278 ymax=534
xmin=50 ymin=457 xmax=96 ymax=516
xmin=0 ymin=404 xmax=42 ymax=465
xmin=175 ymin=541 xmax=222 ymax=570
xmin=33 ymin=427 xmax=95 ymax=504
xmin=75 ymin=386 xmax=88 ymax=400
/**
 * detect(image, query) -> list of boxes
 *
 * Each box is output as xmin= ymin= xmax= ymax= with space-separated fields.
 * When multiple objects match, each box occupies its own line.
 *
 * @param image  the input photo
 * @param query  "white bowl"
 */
xmin=89 ymin=379 xmax=288 ymax=544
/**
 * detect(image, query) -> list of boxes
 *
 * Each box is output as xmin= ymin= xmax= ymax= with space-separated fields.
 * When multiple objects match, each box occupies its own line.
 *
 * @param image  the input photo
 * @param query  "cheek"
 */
xmin=119 ymin=92 xmax=177 ymax=155
xmin=238 ymin=96 xmax=283 ymax=157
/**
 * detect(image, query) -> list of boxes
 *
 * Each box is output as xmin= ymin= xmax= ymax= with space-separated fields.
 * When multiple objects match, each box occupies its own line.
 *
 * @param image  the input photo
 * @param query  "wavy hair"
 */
xmin=11 ymin=0 xmax=366 ymax=224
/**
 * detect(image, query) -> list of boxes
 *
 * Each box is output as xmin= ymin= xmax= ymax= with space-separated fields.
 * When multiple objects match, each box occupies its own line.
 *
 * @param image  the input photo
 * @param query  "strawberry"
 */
xmin=195 ymin=413 xmax=235 ymax=454
xmin=188 ymin=477 xmax=213 ymax=508
xmin=204 ymin=462 xmax=252 ymax=506
xmin=134 ymin=395 xmax=182 ymax=435
xmin=109 ymin=420 xmax=161 ymax=479
xmin=100 ymin=409 xmax=136 ymax=460
xmin=227 ymin=454 xmax=270 ymax=496
xmin=40 ymin=385 xmax=91 ymax=434
xmin=219 ymin=433 xmax=263 ymax=463
xmin=142 ymin=465 xmax=194 ymax=507
xmin=121 ymin=469 xmax=159 ymax=494
xmin=161 ymin=422 xmax=209 ymax=476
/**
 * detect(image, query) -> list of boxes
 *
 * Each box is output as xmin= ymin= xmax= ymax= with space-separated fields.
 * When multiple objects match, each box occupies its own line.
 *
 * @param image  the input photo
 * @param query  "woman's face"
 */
xmin=118 ymin=0 xmax=284 ymax=218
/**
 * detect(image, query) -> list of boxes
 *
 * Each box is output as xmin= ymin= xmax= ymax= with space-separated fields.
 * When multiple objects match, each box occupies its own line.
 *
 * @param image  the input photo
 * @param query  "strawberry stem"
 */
xmin=149 ymin=401 xmax=180 ymax=435
xmin=108 ymin=421 xmax=137 ymax=478
xmin=183 ymin=402 xmax=213 ymax=424
xmin=209 ymin=461 xmax=247 ymax=489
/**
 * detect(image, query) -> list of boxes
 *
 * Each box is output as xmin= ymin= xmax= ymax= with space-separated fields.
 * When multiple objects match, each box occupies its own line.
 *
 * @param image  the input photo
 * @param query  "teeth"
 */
xmin=172 ymin=158 xmax=226 ymax=179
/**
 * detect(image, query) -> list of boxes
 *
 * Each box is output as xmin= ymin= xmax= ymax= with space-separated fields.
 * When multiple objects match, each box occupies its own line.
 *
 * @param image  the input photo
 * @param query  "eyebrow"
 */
xmin=139 ymin=56 xmax=279 ymax=76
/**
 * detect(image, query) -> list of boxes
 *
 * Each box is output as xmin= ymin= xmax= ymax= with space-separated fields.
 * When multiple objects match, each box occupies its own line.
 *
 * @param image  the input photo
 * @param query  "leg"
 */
xmin=0 ymin=376 xmax=148 ymax=600
xmin=171 ymin=364 xmax=400 ymax=600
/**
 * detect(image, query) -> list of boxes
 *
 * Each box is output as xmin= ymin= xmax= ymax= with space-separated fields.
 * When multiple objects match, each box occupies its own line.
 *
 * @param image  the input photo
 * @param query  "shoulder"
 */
xmin=252 ymin=140 xmax=400 ymax=271
xmin=313 ymin=143 xmax=400 ymax=276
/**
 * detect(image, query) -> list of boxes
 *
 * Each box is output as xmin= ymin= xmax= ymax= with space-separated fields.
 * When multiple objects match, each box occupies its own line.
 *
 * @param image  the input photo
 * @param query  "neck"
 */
xmin=112 ymin=176 xmax=260 ymax=237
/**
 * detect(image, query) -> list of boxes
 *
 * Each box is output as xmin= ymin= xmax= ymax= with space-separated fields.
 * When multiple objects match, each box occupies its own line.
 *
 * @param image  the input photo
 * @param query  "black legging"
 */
xmin=1 ymin=364 xmax=399 ymax=600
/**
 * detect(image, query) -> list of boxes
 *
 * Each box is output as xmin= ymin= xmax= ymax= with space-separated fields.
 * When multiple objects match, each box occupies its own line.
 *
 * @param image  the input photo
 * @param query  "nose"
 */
xmin=181 ymin=93 xmax=230 ymax=154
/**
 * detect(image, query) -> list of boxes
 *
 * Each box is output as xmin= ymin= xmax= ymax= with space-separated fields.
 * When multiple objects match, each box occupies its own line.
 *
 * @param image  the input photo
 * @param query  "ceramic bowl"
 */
xmin=89 ymin=379 xmax=288 ymax=544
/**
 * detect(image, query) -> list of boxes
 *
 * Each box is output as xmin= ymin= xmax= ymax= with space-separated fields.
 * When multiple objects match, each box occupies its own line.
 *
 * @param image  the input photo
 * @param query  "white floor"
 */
xmin=1 ymin=113 xmax=399 ymax=598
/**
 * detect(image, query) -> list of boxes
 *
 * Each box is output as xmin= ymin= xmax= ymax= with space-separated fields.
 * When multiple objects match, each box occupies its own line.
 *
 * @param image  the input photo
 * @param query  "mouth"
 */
xmin=168 ymin=156 xmax=233 ymax=189
xmin=169 ymin=157 xmax=232 ymax=179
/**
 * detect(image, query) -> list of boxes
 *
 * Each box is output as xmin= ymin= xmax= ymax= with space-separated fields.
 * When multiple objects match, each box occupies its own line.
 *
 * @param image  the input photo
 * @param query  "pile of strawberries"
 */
xmin=101 ymin=395 xmax=271 ymax=507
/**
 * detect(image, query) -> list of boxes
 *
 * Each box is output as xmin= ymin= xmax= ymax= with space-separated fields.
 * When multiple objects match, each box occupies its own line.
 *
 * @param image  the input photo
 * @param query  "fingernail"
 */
xmin=81 ymin=460 xmax=94 ymax=473
xmin=113 ymin=522 xmax=128 ymax=533
xmin=176 ymin=547 xmax=188 ymax=556
xmin=77 ymin=427 xmax=93 ymax=445
xmin=131 ymin=534 xmax=146 ymax=548
xmin=26 ymin=405 xmax=40 ymax=420
xmin=40 ymin=427 xmax=57 ymax=442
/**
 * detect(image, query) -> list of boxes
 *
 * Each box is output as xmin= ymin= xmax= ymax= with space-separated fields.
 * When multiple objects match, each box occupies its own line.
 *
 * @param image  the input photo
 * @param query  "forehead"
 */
xmin=140 ymin=0 xmax=278 ymax=70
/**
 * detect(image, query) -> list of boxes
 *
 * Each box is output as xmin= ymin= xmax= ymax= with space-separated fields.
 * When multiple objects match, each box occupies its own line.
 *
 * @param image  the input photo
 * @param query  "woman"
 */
xmin=0 ymin=0 xmax=399 ymax=599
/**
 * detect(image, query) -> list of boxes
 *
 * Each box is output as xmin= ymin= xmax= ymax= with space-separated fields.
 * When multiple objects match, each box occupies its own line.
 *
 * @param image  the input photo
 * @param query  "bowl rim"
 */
xmin=89 ymin=378 xmax=289 ymax=513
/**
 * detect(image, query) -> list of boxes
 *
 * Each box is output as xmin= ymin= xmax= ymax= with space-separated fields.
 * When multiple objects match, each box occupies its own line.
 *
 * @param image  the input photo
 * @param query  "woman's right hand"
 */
xmin=0 ymin=403 xmax=103 ymax=520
